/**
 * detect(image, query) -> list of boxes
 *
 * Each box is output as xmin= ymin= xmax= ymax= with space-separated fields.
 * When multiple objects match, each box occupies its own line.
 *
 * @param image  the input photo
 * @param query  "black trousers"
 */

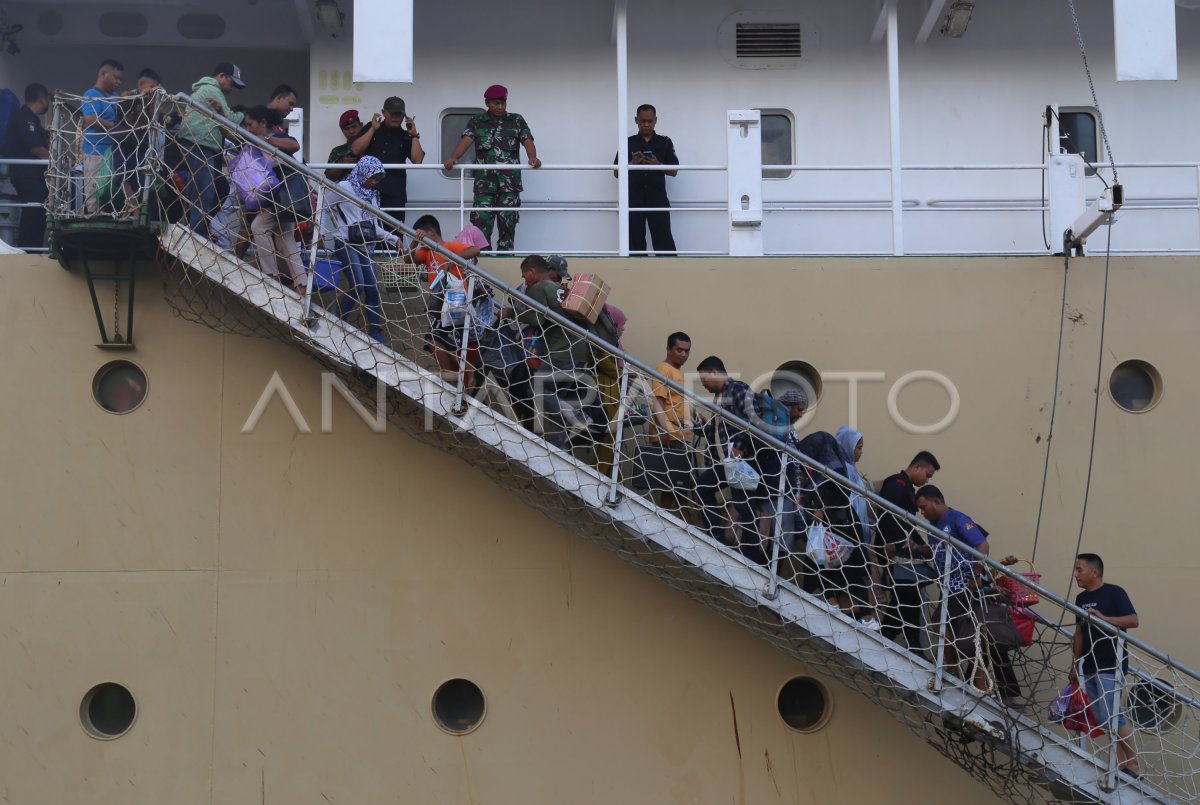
xmin=12 ymin=173 xmax=47 ymax=250
xmin=629 ymin=210 xmax=675 ymax=255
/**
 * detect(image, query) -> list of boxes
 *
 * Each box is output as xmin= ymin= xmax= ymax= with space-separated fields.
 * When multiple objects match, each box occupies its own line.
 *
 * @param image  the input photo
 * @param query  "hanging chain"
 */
xmin=1066 ymin=0 xmax=1119 ymax=184
xmin=112 ymin=282 xmax=122 ymax=342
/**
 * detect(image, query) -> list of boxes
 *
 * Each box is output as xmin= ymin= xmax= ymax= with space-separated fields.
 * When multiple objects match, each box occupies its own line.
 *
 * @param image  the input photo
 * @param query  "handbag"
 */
xmin=980 ymin=600 xmax=1023 ymax=648
xmin=723 ymin=457 xmax=760 ymax=491
xmin=347 ymin=219 xmax=378 ymax=244
xmin=805 ymin=523 xmax=854 ymax=569
xmin=272 ymin=167 xmax=314 ymax=221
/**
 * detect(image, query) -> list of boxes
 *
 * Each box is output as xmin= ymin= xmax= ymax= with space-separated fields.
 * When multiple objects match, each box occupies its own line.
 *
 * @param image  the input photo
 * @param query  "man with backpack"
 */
xmin=4 ymin=83 xmax=49 ymax=248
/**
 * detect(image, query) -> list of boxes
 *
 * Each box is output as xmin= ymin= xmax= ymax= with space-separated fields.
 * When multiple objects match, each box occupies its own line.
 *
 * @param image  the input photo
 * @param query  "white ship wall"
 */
xmin=305 ymin=0 xmax=1200 ymax=255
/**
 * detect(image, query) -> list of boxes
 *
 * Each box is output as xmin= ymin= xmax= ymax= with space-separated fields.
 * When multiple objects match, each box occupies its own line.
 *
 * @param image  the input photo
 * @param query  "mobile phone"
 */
xmin=642 ymin=149 xmax=654 ymax=156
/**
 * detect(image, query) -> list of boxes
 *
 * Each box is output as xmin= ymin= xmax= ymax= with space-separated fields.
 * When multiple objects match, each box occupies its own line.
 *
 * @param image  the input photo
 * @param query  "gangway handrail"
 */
xmin=163 ymin=91 xmax=1200 ymax=693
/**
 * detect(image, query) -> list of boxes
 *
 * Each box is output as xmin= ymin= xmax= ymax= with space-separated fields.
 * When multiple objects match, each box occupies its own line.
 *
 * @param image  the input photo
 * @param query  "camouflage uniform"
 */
xmin=462 ymin=111 xmax=533 ymax=252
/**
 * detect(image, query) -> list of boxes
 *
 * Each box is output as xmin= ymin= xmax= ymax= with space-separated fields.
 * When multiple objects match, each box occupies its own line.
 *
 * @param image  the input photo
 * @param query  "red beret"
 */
xmin=338 ymin=109 xmax=360 ymax=128
xmin=483 ymin=84 xmax=508 ymax=101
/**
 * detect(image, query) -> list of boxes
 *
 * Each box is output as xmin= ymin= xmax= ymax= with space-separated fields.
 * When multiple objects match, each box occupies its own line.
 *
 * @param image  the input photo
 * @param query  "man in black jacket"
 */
xmin=5 ymin=83 xmax=50 ymax=249
xmin=616 ymin=104 xmax=678 ymax=255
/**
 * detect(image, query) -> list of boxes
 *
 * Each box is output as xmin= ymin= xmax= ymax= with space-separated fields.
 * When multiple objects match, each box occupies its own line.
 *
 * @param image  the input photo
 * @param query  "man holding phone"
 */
xmin=350 ymin=95 xmax=424 ymax=222
xmin=615 ymin=104 xmax=679 ymax=255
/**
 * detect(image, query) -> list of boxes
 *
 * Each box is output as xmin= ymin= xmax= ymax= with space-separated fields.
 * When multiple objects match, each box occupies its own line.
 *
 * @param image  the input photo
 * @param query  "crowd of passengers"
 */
xmin=27 ymin=62 xmax=1150 ymax=748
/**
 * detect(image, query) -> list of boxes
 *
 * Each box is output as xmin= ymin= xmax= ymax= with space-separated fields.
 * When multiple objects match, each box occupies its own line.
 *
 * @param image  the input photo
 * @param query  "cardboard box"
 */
xmin=562 ymin=273 xmax=611 ymax=323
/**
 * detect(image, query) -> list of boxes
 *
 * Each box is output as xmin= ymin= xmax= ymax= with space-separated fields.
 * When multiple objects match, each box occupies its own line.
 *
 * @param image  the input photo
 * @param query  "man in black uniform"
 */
xmin=875 ymin=450 xmax=941 ymax=654
xmin=616 ymin=104 xmax=679 ymax=255
xmin=5 ymin=83 xmax=50 ymax=249
xmin=350 ymin=96 xmax=424 ymax=222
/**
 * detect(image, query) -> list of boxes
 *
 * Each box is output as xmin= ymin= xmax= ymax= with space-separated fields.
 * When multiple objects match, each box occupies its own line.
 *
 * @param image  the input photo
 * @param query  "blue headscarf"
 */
xmin=836 ymin=425 xmax=871 ymax=542
xmin=346 ymin=156 xmax=384 ymax=206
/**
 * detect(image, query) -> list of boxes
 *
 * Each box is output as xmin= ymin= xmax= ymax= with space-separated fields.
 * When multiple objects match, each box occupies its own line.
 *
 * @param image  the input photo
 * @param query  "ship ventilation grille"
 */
xmin=735 ymin=23 xmax=802 ymax=58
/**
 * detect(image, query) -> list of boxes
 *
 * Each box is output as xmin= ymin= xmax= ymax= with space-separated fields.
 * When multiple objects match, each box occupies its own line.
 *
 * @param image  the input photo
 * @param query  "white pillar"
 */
xmin=615 ymin=0 xmax=630 ymax=256
xmin=727 ymin=110 xmax=763 ymax=256
xmin=885 ymin=0 xmax=904 ymax=255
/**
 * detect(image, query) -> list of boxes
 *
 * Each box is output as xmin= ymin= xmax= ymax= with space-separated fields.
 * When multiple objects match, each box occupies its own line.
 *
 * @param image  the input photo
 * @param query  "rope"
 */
xmin=1066 ymin=0 xmax=1119 ymax=184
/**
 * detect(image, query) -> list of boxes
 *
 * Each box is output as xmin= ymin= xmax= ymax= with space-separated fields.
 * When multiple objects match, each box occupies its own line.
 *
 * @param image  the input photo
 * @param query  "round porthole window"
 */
xmin=1109 ymin=359 xmax=1162 ymax=413
xmin=769 ymin=361 xmax=821 ymax=406
xmin=776 ymin=676 xmax=832 ymax=733
xmin=92 ymin=360 xmax=148 ymax=414
xmin=80 ymin=682 xmax=137 ymax=739
xmin=432 ymin=678 xmax=486 ymax=735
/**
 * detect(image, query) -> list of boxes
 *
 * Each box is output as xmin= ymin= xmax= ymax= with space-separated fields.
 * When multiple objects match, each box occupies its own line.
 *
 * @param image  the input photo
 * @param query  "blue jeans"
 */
xmin=1084 ymin=673 xmax=1128 ymax=730
xmin=333 ymin=240 xmax=383 ymax=339
xmin=183 ymin=141 xmax=223 ymax=238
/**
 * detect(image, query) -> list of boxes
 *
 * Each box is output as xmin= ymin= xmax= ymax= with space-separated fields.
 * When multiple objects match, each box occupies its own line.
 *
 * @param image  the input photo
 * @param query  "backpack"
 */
xmin=753 ymin=389 xmax=792 ymax=440
xmin=228 ymin=146 xmax=279 ymax=211
xmin=0 ymin=88 xmax=21 ymax=153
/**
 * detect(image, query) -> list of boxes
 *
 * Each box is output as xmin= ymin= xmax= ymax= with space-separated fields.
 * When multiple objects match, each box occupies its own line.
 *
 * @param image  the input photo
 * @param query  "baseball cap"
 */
xmin=213 ymin=62 xmax=246 ymax=89
xmin=484 ymin=84 xmax=508 ymax=101
xmin=383 ymin=96 xmax=406 ymax=114
xmin=339 ymin=109 xmax=360 ymax=128
xmin=779 ymin=388 xmax=809 ymax=407
xmin=546 ymin=254 xmax=570 ymax=280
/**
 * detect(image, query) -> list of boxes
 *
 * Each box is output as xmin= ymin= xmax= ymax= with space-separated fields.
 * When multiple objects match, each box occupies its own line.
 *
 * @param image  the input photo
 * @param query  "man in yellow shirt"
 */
xmin=645 ymin=332 xmax=694 ymax=516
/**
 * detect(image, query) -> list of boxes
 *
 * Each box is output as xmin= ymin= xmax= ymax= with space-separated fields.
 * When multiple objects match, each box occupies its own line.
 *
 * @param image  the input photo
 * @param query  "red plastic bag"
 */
xmin=1049 ymin=682 xmax=1106 ymax=737
xmin=1012 ymin=607 xmax=1036 ymax=648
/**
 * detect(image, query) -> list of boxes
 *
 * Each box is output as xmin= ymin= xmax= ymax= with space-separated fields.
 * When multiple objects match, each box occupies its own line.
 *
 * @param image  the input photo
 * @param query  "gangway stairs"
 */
xmin=158 ymin=224 xmax=1184 ymax=805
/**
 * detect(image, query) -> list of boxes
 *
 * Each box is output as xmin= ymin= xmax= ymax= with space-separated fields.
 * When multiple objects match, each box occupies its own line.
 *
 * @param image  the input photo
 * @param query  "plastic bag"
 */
xmin=1048 ymin=682 xmax=1105 ymax=737
xmin=805 ymin=523 xmax=853 ymax=569
xmin=723 ymin=457 xmax=760 ymax=491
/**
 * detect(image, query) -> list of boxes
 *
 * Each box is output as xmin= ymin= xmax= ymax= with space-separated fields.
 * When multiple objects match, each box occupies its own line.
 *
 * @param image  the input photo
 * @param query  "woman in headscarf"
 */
xmin=324 ymin=155 xmax=398 ymax=342
xmin=826 ymin=425 xmax=880 ymax=629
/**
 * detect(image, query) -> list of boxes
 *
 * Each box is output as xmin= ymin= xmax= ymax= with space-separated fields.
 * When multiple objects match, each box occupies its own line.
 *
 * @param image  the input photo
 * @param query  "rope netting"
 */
xmin=48 ymin=91 xmax=1199 ymax=803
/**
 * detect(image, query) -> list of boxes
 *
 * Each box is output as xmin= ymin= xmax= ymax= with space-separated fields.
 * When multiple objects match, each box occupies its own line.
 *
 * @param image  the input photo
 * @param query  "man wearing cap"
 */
xmin=350 ymin=96 xmax=423 ymax=222
xmin=326 ymin=109 xmax=365 ymax=181
xmin=177 ymin=62 xmax=245 ymax=238
xmin=443 ymin=84 xmax=540 ymax=252
xmin=546 ymin=254 xmax=570 ymax=285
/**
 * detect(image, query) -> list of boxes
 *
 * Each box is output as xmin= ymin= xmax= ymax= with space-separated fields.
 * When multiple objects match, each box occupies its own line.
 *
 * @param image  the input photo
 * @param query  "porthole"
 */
xmin=98 ymin=11 xmax=148 ymax=38
xmin=79 ymin=682 xmax=136 ymax=739
xmin=769 ymin=360 xmax=822 ymax=405
xmin=776 ymin=676 xmax=832 ymax=733
xmin=431 ymin=678 xmax=486 ymax=735
xmin=1128 ymin=679 xmax=1181 ymax=733
xmin=1109 ymin=359 xmax=1162 ymax=413
xmin=92 ymin=360 xmax=148 ymax=414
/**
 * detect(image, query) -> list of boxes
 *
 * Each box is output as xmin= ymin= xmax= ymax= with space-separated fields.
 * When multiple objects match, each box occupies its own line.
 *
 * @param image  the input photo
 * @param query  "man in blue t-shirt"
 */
xmin=1071 ymin=553 xmax=1140 ymax=778
xmin=916 ymin=485 xmax=990 ymax=690
xmin=79 ymin=58 xmax=124 ymax=213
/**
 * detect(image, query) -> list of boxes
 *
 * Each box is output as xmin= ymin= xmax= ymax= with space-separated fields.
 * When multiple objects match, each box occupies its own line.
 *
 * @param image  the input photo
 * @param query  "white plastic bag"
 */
xmin=805 ymin=523 xmax=853 ymax=568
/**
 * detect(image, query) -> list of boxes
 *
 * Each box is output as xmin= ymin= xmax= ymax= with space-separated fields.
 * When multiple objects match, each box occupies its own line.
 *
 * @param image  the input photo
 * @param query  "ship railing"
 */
xmin=0 ymin=157 xmax=53 ymax=253
xmin=27 ymin=83 xmax=1200 ymax=258
xmin=51 ymin=88 xmax=1197 ymax=802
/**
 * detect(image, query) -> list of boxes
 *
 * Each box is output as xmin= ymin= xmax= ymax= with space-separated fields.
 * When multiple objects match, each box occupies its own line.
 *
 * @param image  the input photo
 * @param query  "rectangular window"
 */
xmin=758 ymin=109 xmax=794 ymax=179
xmin=441 ymin=108 xmax=484 ymax=179
xmin=1058 ymin=107 xmax=1099 ymax=174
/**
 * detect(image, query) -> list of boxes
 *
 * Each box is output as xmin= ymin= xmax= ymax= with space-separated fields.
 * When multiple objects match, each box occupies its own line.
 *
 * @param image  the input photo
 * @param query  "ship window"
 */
xmin=432 ymin=678 xmax=486 ymax=735
xmin=777 ymin=676 xmax=831 ymax=733
xmin=92 ymin=360 xmax=148 ymax=414
xmin=36 ymin=10 xmax=65 ymax=35
xmin=1109 ymin=359 xmax=1161 ymax=413
xmin=758 ymin=110 xmax=794 ymax=179
xmin=769 ymin=360 xmax=821 ymax=406
xmin=80 ymin=682 xmax=137 ymax=739
xmin=441 ymin=108 xmax=484 ymax=179
xmin=1058 ymin=107 xmax=1099 ymax=174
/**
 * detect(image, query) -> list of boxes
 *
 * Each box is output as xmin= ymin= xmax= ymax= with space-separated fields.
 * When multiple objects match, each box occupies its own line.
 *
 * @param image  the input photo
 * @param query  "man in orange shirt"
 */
xmin=406 ymin=215 xmax=483 ymax=389
xmin=645 ymin=331 xmax=694 ymax=516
